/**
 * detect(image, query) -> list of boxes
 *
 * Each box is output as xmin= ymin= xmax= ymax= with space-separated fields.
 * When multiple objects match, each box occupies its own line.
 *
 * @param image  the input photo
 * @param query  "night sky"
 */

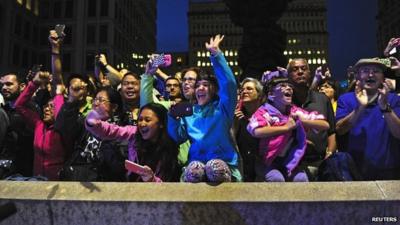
xmin=157 ymin=0 xmax=379 ymax=80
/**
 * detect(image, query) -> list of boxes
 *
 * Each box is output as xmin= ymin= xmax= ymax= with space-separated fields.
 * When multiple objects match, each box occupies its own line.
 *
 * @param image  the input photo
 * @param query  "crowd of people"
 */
xmin=0 ymin=30 xmax=399 ymax=183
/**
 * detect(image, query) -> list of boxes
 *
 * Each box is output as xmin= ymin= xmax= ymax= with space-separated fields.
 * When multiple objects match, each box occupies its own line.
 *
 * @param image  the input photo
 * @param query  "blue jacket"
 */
xmin=168 ymin=52 xmax=238 ymax=166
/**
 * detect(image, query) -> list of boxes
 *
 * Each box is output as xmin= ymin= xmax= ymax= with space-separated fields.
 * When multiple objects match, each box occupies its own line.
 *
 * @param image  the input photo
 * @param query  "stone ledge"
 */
xmin=0 ymin=181 xmax=399 ymax=202
xmin=0 ymin=181 xmax=399 ymax=225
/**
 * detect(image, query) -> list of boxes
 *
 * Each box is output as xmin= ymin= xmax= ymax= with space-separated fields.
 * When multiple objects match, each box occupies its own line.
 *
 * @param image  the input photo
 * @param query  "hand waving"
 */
xmin=205 ymin=34 xmax=224 ymax=55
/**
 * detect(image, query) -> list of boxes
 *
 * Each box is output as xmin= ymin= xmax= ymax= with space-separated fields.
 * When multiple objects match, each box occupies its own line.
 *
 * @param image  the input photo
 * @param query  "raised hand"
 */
xmin=48 ymin=30 xmax=62 ymax=51
xmin=355 ymin=80 xmax=368 ymax=107
xmin=205 ymin=34 xmax=224 ymax=55
xmin=98 ymin=54 xmax=108 ymax=66
xmin=86 ymin=110 xmax=103 ymax=126
xmin=32 ymin=71 xmax=51 ymax=86
xmin=145 ymin=54 xmax=159 ymax=75
xmin=383 ymin=37 xmax=400 ymax=57
xmin=68 ymin=79 xmax=87 ymax=103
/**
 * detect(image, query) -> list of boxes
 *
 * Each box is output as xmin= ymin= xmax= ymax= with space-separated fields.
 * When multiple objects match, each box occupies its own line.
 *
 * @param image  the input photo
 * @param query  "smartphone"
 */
xmin=55 ymin=24 xmax=66 ymax=38
xmin=125 ymin=160 xmax=146 ymax=174
xmin=31 ymin=64 xmax=42 ymax=73
xmin=152 ymin=54 xmax=172 ymax=68
xmin=170 ymin=102 xmax=193 ymax=117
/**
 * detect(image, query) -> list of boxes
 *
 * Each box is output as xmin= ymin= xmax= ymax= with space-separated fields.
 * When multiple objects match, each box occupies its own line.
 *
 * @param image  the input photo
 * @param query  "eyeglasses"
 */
xmin=290 ymin=65 xmax=309 ymax=72
xmin=182 ymin=77 xmax=196 ymax=82
xmin=359 ymin=68 xmax=383 ymax=75
xmin=92 ymin=98 xmax=110 ymax=104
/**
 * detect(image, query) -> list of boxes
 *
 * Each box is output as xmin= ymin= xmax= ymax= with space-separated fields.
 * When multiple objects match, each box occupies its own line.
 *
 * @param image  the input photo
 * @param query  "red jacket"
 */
xmin=15 ymin=82 xmax=65 ymax=180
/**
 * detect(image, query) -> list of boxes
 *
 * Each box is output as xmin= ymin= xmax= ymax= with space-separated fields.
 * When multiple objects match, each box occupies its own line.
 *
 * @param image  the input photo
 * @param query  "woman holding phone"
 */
xmin=85 ymin=102 xmax=180 ymax=182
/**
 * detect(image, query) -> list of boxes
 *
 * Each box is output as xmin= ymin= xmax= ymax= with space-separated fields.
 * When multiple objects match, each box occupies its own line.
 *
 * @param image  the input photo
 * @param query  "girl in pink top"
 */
xmin=247 ymin=76 xmax=329 ymax=182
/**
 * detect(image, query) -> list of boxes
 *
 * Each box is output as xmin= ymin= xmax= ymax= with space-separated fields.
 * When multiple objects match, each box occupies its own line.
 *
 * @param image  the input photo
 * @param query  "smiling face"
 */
xmin=195 ymin=79 xmax=216 ymax=106
xmin=43 ymin=100 xmax=55 ymax=125
xmin=240 ymin=81 xmax=259 ymax=103
xmin=182 ymin=70 xmax=197 ymax=100
xmin=356 ymin=64 xmax=384 ymax=92
xmin=138 ymin=108 xmax=161 ymax=142
xmin=92 ymin=90 xmax=114 ymax=120
xmin=270 ymin=82 xmax=294 ymax=106
xmin=120 ymin=74 xmax=140 ymax=103
xmin=288 ymin=59 xmax=311 ymax=87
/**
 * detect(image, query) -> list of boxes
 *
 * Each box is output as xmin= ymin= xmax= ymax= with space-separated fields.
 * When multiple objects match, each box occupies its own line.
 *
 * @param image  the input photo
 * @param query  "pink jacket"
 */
xmin=247 ymin=103 xmax=325 ymax=174
xmin=14 ymin=82 xmax=65 ymax=180
xmin=85 ymin=120 xmax=162 ymax=182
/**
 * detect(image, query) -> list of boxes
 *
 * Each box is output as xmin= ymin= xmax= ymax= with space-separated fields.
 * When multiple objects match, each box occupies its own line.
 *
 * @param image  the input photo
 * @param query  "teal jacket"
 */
xmin=168 ymin=52 xmax=238 ymax=166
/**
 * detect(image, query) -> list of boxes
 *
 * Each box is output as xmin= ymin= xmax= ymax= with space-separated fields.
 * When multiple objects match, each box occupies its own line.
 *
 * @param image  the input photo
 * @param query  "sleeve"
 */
xmin=0 ymin=108 xmax=9 ymax=148
xmin=140 ymin=74 xmax=172 ymax=109
xmin=210 ymin=52 xmax=237 ymax=120
xmin=14 ymin=82 xmax=40 ymax=128
xmin=53 ymin=94 xmax=65 ymax=118
xmin=335 ymin=94 xmax=355 ymax=122
xmin=140 ymin=74 xmax=155 ymax=107
xmin=85 ymin=120 xmax=137 ymax=142
xmin=167 ymin=115 xmax=189 ymax=144
xmin=54 ymin=100 xmax=85 ymax=147
xmin=246 ymin=108 xmax=271 ymax=136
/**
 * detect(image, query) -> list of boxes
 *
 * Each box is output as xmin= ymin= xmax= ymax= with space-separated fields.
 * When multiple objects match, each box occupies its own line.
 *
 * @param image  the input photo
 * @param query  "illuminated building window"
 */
xmin=207 ymin=62 xmax=210 ymax=66
xmin=197 ymin=61 xmax=201 ymax=67
xmin=288 ymin=40 xmax=292 ymax=44
xmin=117 ymin=64 xmax=120 ymax=69
xmin=234 ymin=72 xmax=239 ymax=75
xmin=307 ymin=50 xmax=311 ymax=55
xmin=121 ymin=63 xmax=124 ymax=68
xmin=288 ymin=51 xmax=292 ymax=55
xmin=229 ymin=51 xmax=233 ymax=56
xmin=293 ymin=39 xmax=297 ymax=44
xmin=234 ymin=51 xmax=238 ymax=56
xmin=202 ymin=52 xmax=206 ymax=57
xmin=317 ymin=58 xmax=321 ymax=64
xmin=17 ymin=0 xmax=23 ymax=5
xmin=235 ymin=61 xmax=238 ymax=66
xmin=298 ymin=51 xmax=302 ymax=55
xmin=197 ymin=51 xmax=201 ymax=57
xmin=312 ymin=59 xmax=317 ymax=64
xmin=317 ymin=51 xmax=321 ymax=54
xmin=26 ymin=0 xmax=31 ymax=10
xmin=322 ymin=59 xmax=326 ymax=64
xmin=229 ymin=61 xmax=234 ymax=66
xmin=224 ymin=50 xmax=229 ymax=56
xmin=283 ymin=51 xmax=288 ymax=55
xmin=206 ymin=52 xmax=210 ymax=57
xmin=177 ymin=57 xmax=182 ymax=63
xmin=202 ymin=62 xmax=206 ymax=67
xmin=308 ymin=59 xmax=312 ymax=64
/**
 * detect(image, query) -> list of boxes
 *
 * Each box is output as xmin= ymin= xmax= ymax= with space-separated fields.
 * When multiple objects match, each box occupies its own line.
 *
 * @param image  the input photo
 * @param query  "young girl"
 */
xmin=247 ymin=76 xmax=329 ymax=182
xmin=168 ymin=35 xmax=241 ymax=182
xmin=86 ymin=102 xmax=180 ymax=182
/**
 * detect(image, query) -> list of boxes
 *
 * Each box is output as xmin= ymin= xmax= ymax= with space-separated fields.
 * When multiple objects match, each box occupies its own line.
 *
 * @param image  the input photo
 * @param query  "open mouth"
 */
xmin=365 ymin=78 xmax=376 ymax=85
xmin=139 ymin=127 xmax=149 ymax=136
xmin=125 ymin=91 xmax=136 ymax=97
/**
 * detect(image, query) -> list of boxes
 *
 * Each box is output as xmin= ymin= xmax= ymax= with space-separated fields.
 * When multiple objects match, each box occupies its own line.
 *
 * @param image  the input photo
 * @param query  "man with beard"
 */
xmin=336 ymin=58 xmax=400 ymax=180
xmin=287 ymin=58 xmax=336 ymax=180
xmin=0 ymin=73 xmax=34 ymax=178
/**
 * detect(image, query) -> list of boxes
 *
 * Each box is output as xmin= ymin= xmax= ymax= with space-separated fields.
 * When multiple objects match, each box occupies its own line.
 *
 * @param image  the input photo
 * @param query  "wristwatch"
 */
xmin=380 ymin=104 xmax=392 ymax=113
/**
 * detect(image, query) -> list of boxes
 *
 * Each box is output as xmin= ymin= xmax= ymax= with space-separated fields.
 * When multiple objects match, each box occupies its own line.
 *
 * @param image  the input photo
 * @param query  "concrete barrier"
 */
xmin=0 ymin=181 xmax=399 ymax=225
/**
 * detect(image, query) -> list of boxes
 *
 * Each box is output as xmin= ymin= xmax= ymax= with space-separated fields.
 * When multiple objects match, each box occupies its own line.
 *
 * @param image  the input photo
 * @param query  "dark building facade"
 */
xmin=188 ymin=0 xmax=328 ymax=77
xmin=0 ymin=0 xmax=157 ymax=76
xmin=377 ymin=0 xmax=400 ymax=53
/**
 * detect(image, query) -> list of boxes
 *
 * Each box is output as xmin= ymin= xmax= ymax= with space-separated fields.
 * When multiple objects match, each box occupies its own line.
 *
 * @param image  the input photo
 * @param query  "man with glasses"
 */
xmin=336 ymin=58 xmax=400 ymax=180
xmin=287 ymin=58 xmax=336 ymax=180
